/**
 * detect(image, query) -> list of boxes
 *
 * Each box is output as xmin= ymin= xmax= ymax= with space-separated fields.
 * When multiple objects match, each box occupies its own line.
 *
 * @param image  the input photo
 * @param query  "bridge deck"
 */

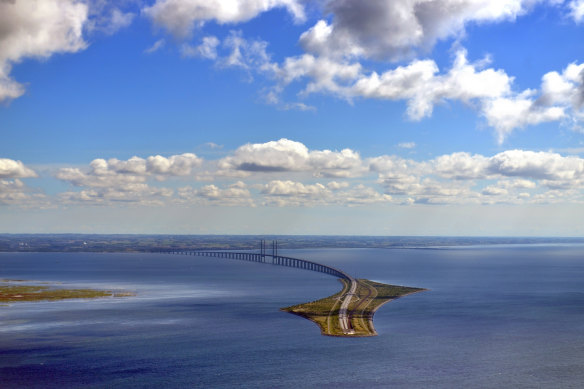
xmin=162 ymin=250 xmax=353 ymax=281
xmin=161 ymin=249 xmax=357 ymax=335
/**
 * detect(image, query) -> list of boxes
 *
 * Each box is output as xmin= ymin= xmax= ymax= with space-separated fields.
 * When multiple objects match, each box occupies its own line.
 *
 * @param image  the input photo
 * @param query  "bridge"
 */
xmin=159 ymin=240 xmax=358 ymax=335
xmin=160 ymin=240 xmax=353 ymax=282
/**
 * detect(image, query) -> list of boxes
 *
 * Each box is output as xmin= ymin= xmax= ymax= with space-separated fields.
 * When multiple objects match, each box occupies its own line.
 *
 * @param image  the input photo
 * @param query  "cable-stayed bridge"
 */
xmin=159 ymin=240 xmax=352 ymax=282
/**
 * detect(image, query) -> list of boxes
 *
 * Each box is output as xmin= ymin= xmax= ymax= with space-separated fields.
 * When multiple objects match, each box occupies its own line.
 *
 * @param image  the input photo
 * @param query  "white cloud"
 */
xmin=352 ymin=49 xmax=513 ymax=120
xmin=107 ymin=8 xmax=135 ymax=34
xmin=55 ymin=153 xmax=203 ymax=205
xmin=474 ymin=61 xmax=584 ymax=142
xmin=0 ymin=158 xmax=44 ymax=206
xmin=482 ymin=185 xmax=508 ymax=196
xmin=219 ymin=138 xmax=310 ymax=172
xmin=482 ymin=93 xmax=566 ymax=143
xmin=191 ymin=23 xmax=581 ymax=142
xmin=0 ymin=158 xmax=37 ymax=178
xmin=218 ymin=138 xmax=366 ymax=177
xmin=0 ymin=178 xmax=47 ymax=207
xmin=0 ymin=0 xmax=88 ymax=102
xmin=267 ymin=47 xmax=523 ymax=140
xmin=431 ymin=152 xmax=490 ymax=179
xmin=181 ymin=36 xmax=220 ymax=59
xmin=309 ymin=148 xmax=363 ymax=177
xmin=428 ymin=149 xmax=584 ymax=184
xmin=273 ymin=46 xmax=582 ymax=141
xmin=87 ymin=6 xmax=135 ymax=36
xmin=327 ymin=181 xmax=350 ymax=190
xmin=569 ymin=0 xmax=584 ymax=22
xmin=487 ymin=150 xmax=584 ymax=182
xmin=398 ymin=142 xmax=416 ymax=149
xmin=145 ymin=39 xmax=166 ymax=54
xmin=143 ymin=0 xmax=305 ymax=39
xmin=259 ymin=180 xmax=391 ymax=206
xmin=57 ymin=153 xmax=202 ymax=188
xmin=498 ymin=179 xmax=537 ymax=189
xmin=178 ymin=181 xmax=254 ymax=206
xmin=276 ymin=54 xmax=362 ymax=97
xmin=10 ymin=141 xmax=584 ymax=208
xmin=147 ymin=153 xmax=203 ymax=175
xmin=340 ymin=184 xmax=393 ymax=205
xmin=369 ymin=148 xmax=584 ymax=204
xmin=220 ymin=31 xmax=273 ymax=71
xmin=261 ymin=180 xmax=327 ymax=196
xmin=59 ymin=185 xmax=174 ymax=206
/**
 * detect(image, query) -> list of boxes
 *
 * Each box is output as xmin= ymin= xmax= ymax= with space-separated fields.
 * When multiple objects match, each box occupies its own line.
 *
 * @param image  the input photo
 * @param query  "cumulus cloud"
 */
xmin=299 ymin=0 xmax=538 ymax=61
xmin=482 ymin=185 xmax=508 ymax=196
xmin=219 ymin=138 xmax=310 ymax=172
xmin=0 ymin=158 xmax=37 ymax=178
xmin=352 ymin=49 xmax=512 ymax=120
xmin=261 ymin=180 xmax=328 ymax=196
xmin=190 ymin=21 xmax=581 ymax=142
xmin=429 ymin=149 xmax=584 ymax=184
xmin=55 ymin=153 xmax=203 ymax=205
xmin=57 ymin=153 xmax=202 ymax=188
xmin=147 ymin=153 xmax=203 ymax=175
xmin=218 ymin=138 xmax=366 ymax=177
xmin=327 ymin=181 xmax=350 ymax=190
xmin=487 ymin=150 xmax=584 ymax=182
xmin=177 ymin=181 xmax=254 ymax=206
xmin=0 ymin=158 xmax=44 ymax=206
xmin=569 ymin=0 xmax=584 ymax=22
xmin=497 ymin=178 xmax=537 ymax=189
xmin=0 ymin=178 xmax=47 ymax=207
xmin=431 ymin=152 xmax=490 ymax=180
xmin=10 ymin=141 xmax=584 ymax=208
xmin=143 ymin=0 xmax=305 ymax=38
xmin=271 ymin=46 xmax=580 ymax=141
xmin=482 ymin=94 xmax=566 ymax=143
xmin=0 ymin=0 xmax=89 ymax=102
xmin=59 ymin=185 xmax=174 ymax=206
xmin=469 ymin=61 xmax=584 ymax=142
xmin=275 ymin=54 xmax=362 ymax=97
xmin=259 ymin=180 xmax=391 ymax=206
xmin=368 ymin=148 xmax=584 ymax=204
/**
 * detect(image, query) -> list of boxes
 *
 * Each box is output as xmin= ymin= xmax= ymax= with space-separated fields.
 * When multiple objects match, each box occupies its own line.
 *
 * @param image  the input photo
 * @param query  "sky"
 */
xmin=1 ymin=0 xmax=584 ymax=236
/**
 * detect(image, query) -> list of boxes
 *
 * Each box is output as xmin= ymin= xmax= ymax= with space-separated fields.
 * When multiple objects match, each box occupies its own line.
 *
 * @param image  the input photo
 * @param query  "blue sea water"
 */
xmin=2 ymin=245 xmax=584 ymax=388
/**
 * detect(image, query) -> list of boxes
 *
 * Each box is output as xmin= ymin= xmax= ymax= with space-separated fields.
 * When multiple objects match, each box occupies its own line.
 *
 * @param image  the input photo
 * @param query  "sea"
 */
xmin=2 ymin=244 xmax=584 ymax=388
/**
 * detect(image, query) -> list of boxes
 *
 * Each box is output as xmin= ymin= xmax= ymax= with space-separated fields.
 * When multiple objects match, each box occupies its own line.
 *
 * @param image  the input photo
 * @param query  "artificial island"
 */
xmin=283 ymin=278 xmax=424 ymax=337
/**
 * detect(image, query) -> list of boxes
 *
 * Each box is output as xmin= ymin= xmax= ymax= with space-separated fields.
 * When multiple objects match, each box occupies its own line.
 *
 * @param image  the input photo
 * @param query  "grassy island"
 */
xmin=282 ymin=279 xmax=425 ymax=337
xmin=0 ymin=280 xmax=135 ymax=304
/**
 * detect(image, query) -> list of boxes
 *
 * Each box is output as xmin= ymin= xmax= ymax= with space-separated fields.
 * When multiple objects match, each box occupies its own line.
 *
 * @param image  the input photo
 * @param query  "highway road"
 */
xmin=338 ymin=276 xmax=357 ymax=334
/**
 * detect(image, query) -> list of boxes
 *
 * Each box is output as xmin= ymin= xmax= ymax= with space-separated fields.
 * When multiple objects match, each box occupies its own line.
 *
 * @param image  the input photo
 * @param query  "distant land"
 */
xmin=1 ymin=234 xmax=584 ymax=252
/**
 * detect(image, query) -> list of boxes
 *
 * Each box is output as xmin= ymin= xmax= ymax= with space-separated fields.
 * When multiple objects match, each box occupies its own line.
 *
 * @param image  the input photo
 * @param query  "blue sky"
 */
xmin=1 ymin=0 xmax=584 ymax=235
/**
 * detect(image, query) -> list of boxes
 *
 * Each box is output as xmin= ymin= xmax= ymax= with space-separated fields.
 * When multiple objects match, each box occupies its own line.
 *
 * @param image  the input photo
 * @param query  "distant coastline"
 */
xmin=1 ymin=234 xmax=584 ymax=253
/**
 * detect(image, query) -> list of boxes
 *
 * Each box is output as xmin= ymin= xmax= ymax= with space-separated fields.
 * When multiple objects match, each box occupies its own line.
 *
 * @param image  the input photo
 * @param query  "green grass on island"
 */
xmin=282 ymin=279 xmax=426 ymax=337
xmin=0 ymin=280 xmax=135 ymax=303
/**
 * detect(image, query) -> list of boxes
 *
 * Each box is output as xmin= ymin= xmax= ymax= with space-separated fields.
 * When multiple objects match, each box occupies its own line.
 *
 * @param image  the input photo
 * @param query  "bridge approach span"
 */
xmin=161 ymin=250 xmax=353 ymax=282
